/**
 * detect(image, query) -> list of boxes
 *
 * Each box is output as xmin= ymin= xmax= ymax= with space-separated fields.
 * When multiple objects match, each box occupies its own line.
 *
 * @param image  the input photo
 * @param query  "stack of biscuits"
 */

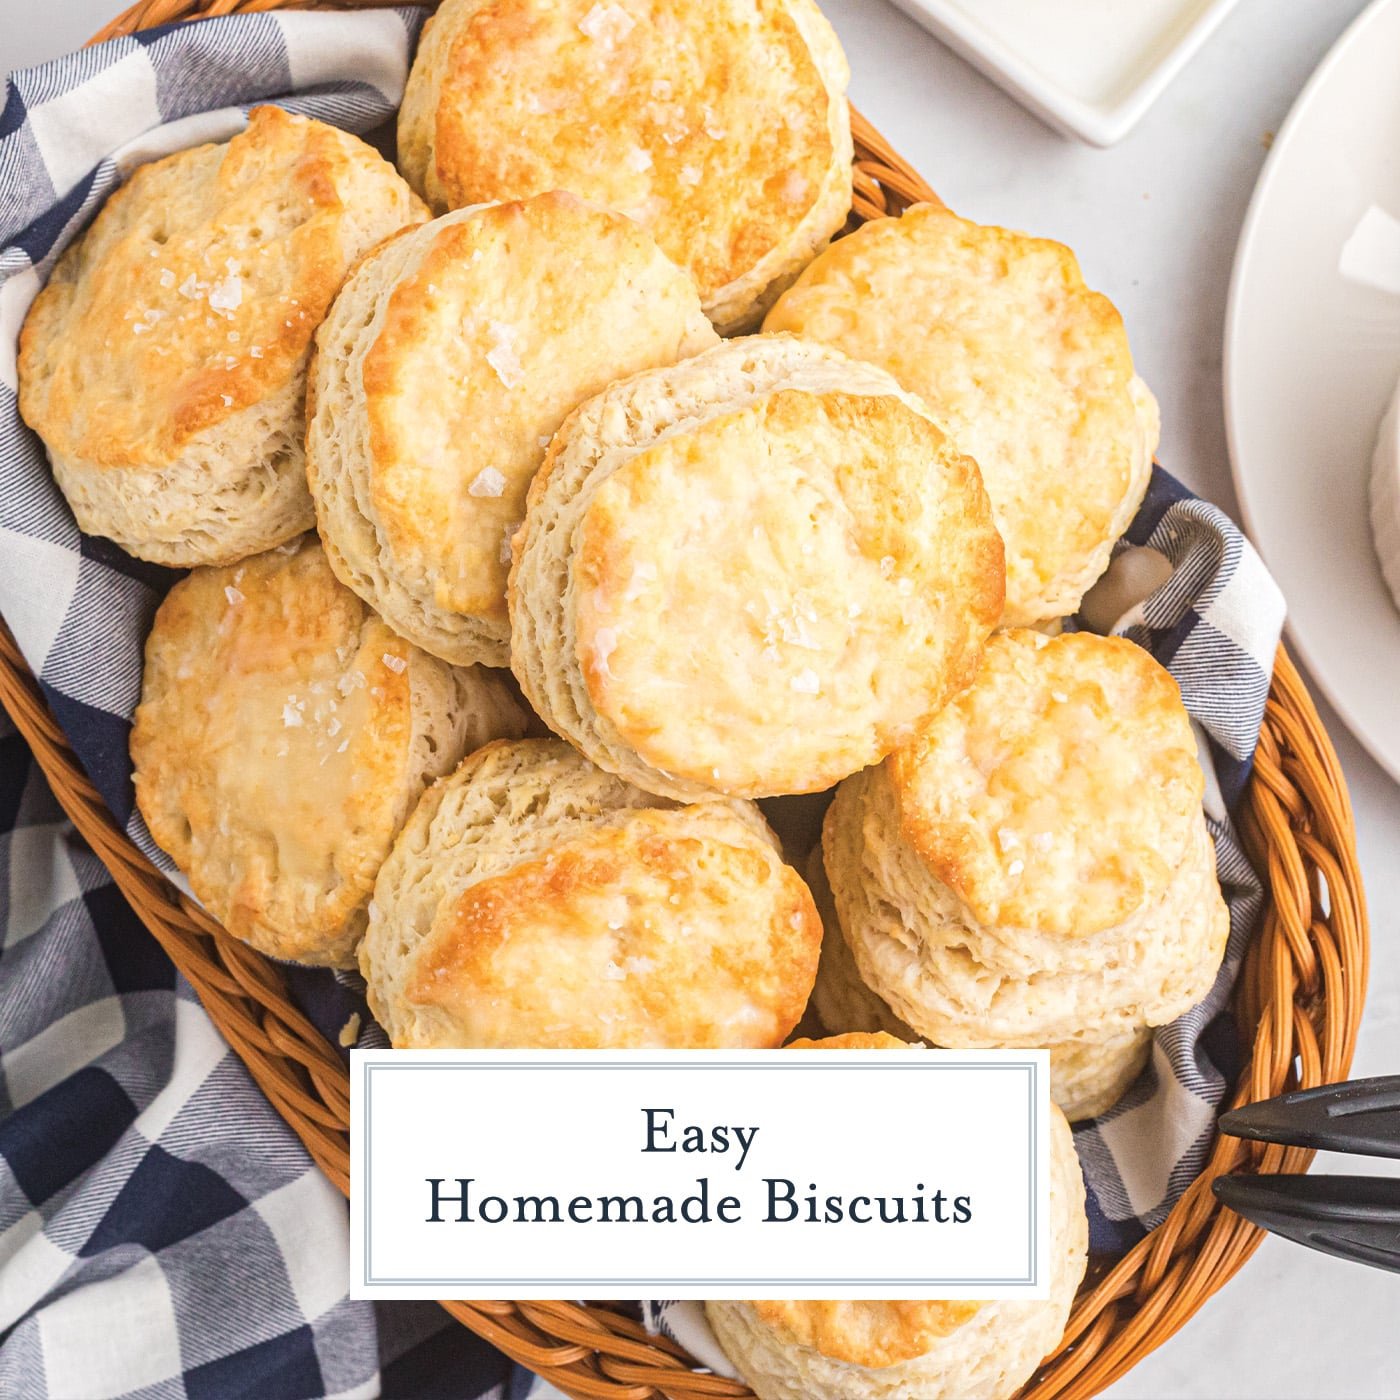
xmin=15 ymin=3 xmax=1231 ymax=1395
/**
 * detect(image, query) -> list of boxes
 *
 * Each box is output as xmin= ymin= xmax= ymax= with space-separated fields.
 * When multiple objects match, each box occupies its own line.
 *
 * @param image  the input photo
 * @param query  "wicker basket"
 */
xmin=0 ymin=2 xmax=1370 ymax=1396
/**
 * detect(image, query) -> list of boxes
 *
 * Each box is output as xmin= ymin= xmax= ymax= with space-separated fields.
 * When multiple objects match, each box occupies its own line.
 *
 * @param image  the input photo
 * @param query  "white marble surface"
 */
xmin=3 ymin=1 xmax=1398 ymax=1396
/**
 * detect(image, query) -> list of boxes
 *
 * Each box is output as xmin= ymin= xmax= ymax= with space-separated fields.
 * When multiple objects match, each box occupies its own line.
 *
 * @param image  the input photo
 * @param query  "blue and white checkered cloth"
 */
xmin=0 ymin=7 xmax=1287 ymax=1395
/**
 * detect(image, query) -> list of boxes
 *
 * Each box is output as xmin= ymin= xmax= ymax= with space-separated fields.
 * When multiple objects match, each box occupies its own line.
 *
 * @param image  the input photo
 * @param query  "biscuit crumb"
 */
xmin=338 ymin=1012 xmax=361 ymax=1048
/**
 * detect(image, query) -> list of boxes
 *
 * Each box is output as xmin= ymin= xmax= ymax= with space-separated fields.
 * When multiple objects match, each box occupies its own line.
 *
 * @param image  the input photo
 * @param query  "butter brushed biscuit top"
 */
xmin=131 ymin=537 xmax=527 ymax=968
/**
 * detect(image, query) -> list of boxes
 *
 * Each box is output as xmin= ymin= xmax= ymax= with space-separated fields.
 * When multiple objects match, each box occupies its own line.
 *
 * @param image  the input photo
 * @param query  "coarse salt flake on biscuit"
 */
xmin=359 ymin=738 xmax=821 ymax=1048
xmin=509 ymin=334 xmax=1005 ymax=802
xmin=306 ymin=191 xmax=717 ymax=668
xmin=765 ymin=203 xmax=1159 ymax=626
xmin=131 ymin=537 xmax=527 ymax=967
xmin=397 ymin=0 xmax=854 ymax=332
xmin=18 ymin=106 xmax=426 ymax=567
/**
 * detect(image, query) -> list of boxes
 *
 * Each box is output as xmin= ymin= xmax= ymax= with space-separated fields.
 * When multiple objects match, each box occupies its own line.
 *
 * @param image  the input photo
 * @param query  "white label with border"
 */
xmin=350 ymin=1048 xmax=1049 ymax=1301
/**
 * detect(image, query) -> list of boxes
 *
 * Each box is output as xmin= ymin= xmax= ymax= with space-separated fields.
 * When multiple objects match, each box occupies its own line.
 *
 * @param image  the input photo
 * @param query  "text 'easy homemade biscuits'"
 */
xmin=306 ymin=191 xmax=717 ymax=668
xmin=19 ymin=106 xmax=425 ymax=567
xmin=765 ymin=204 xmax=1159 ymax=626
xmin=131 ymin=538 xmax=527 ymax=967
xmin=397 ymin=0 xmax=853 ymax=332
xmin=821 ymin=629 xmax=1229 ymax=1122
xmin=509 ymin=334 xmax=1006 ymax=802
xmin=705 ymin=1098 xmax=1087 ymax=1400
xmin=359 ymin=737 xmax=821 ymax=1048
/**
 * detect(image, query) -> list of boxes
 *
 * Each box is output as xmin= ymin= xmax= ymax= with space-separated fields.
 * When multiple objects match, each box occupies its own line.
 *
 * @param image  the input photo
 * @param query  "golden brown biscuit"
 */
xmin=306 ymin=192 xmax=716 ymax=667
xmin=764 ymin=204 xmax=1158 ymax=625
xmin=19 ymin=106 xmax=426 ymax=566
xmin=706 ymin=1101 xmax=1087 ymax=1400
xmin=131 ymin=537 xmax=527 ymax=967
xmin=397 ymin=0 xmax=852 ymax=332
xmin=509 ymin=334 xmax=1005 ymax=801
xmin=821 ymin=630 xmax=1228 ymax=1121
xmin=360 ymin=737 xmax=822 ymax=1047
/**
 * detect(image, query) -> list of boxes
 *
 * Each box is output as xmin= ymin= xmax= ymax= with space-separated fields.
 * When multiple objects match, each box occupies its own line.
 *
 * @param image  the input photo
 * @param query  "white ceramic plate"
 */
xmin=885 ymin=0 xmax=1239 ymax=146
xmin=1225 ymin=0 xmax=1400 ymax=781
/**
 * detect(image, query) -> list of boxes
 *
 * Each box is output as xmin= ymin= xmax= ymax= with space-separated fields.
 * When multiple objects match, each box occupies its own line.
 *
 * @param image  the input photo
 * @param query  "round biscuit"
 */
xmin=508 ymin=334 xmax=1005 ymax=801
xmin=764 ymin=204 xmax=1158 ymax=625
xmin=705 ymin=1101 xmax=1087 ymax=1400
xmin=360 ymin=737 xmax=822 ymax=1047
xmin=18 ymin=106 xmax=426 ymax=567
xmin=306 ymin=191 xmax=717 ymax=667
xmin=131 ymin=537 xmax=528 ymax=966
xmin=397 ymin=0 xmax=853 ymax=332
xmin=821 ymin=631 xmax=1229 ymax=1113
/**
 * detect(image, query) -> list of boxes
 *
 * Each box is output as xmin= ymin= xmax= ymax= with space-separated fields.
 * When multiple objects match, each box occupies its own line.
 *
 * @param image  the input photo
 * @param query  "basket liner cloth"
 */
xmin=0 ymin=8 xmax=1285 ymax=1382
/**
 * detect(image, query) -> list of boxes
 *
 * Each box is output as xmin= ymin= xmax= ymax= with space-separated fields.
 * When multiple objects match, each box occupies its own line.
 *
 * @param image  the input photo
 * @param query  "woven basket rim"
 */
xmin=0 ymin=4 xmax=1372 ymax=1397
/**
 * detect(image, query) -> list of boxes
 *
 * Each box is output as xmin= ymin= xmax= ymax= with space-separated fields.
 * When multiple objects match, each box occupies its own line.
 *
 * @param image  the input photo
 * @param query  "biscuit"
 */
xmin=509 ymin=334 xmax=1005 ymax=801
xmin=397 ymin=0 xmax=853 ymax=332
xmin=764 ymin=204 xmax=1158 ymax=625
xmin=306 ymin=192 xmax=716 ymax=667
xmin=705 ymin=1101 xmax=1087 ymax=1400
xmin=360 ymin=737 xmax=822 ymax=1047
xmin=19 ymin=106 xmax=426 ymax=566
xmin=131 ymin=537 xmax=526 ymax=967
xmin=821 ymin=630 xmax=1228 ymax=1121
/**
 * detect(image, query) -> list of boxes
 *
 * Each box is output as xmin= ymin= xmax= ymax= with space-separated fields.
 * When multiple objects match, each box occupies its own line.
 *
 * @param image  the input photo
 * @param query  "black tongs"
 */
xmin=1214 ymin=1075 xmax=1400 ymax=1273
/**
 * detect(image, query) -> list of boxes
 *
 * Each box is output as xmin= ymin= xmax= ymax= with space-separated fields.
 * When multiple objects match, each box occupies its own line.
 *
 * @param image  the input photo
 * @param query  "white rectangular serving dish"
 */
xmin=885 ymin=0 xmax=1240 ymax=147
